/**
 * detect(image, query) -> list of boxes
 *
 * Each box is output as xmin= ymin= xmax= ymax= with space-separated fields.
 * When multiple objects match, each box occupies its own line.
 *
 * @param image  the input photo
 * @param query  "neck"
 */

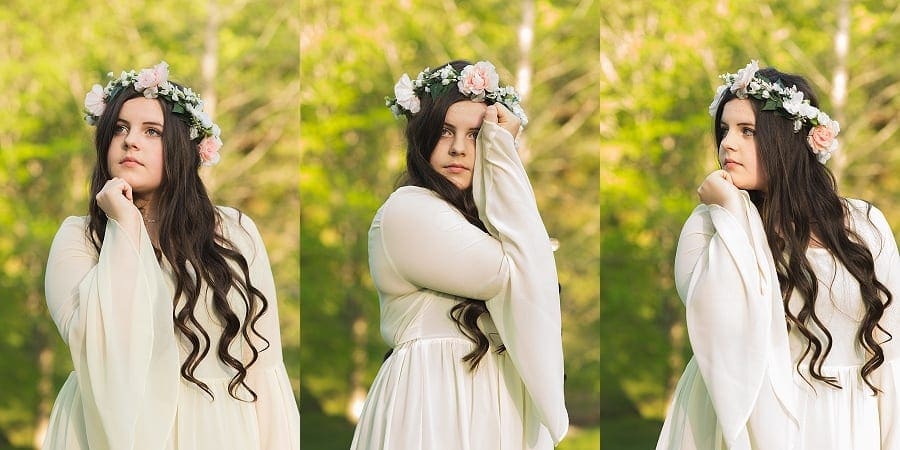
xmin=135 ymin=197 xmax=159 ymax=223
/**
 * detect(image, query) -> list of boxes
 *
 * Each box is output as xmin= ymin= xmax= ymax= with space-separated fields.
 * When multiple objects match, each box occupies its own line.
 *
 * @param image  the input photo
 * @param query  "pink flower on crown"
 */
xmin=731 ymin=60 xmax=759 ymax=98
xmin=135 ymin=61 xmax=170 ymax=98
xmin=457 ymin=61 xmax=500 ymax=99
xmin=807 ymin=120 xmax=839 ymax=162
xmin=198 ymin=135 xmax=222 ymax=167
xmin=84 ymin=84 xmax=106 ymax=117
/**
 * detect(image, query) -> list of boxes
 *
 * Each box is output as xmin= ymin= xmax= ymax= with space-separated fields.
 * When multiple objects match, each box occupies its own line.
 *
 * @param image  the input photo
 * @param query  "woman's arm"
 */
xmin=44 ymin=216 xmax=179 ymax=450
xmin=375 ymin=188 xmax=508 ymax=300
xmin=472 ymin=108 xmax=568 ymax=443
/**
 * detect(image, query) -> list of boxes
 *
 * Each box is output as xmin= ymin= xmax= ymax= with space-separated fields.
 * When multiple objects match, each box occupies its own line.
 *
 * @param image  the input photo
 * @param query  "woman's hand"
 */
xmin=95 ymin=177 xmax=140 ymax=223
xmin=484 ymin=103 xmax=520 ymax=139
xmin=698 ymin=170 xmax=741 ymax=209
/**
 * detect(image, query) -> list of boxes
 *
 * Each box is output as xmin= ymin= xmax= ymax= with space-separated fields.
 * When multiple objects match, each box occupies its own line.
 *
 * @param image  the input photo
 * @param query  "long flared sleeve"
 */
xmin=672 ymin=192 xmax=798 ymax=449
xmin=44 ymin=217 xmax=179 ymax=450
xmin=845 ymin=200 xmax=900 ymax=449
xmin=471 ymin=121 xmax=569 ymax=444
xmin=221 ymin=209 xmax=300 ymax=450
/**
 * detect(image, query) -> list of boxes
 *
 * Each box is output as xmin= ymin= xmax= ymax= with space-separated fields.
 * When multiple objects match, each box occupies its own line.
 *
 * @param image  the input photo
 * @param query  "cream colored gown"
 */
xmin=42 ymin=207 xmax=299 ymax=450
xmin=657 ymin=193 xmax=900 ymax=450
xmin=350 ymin=121 xmax=569 ymax=450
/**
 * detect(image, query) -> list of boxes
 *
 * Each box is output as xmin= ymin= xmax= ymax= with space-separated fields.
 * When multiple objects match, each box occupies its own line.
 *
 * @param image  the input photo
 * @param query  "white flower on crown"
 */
xmin=731 ymin=60 xmax=759 ymax=97
xmin=393 ymin=74 xmax=420 ymax=114
xmin=84 ymin=84 xmax=106 ymax=118
xmin=708 ymin=84 xmax=729 ymax=116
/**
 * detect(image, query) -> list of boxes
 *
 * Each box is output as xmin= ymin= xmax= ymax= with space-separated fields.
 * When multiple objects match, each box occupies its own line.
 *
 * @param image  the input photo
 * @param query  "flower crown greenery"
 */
xmin=709 ymin=60 xmax=840 ymax=164
xmin=84 ymin=61 xmax=223 ymax=166
xmin=386 ymin=61 xmax=529 ymax=126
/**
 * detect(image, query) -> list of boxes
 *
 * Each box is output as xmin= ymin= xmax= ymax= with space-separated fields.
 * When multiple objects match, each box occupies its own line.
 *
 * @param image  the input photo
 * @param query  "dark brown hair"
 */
xmin=713 ymin=67 xmax=892 ymax=393
xmin=87 ymin=84 xmax=270 ymax=401
xmin=399 ymin=60 xmax=501 ymax=370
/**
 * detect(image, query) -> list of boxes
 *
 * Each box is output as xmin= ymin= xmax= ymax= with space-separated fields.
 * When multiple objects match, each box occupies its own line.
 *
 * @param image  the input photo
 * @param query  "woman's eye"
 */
xmin=742 ymin=127 xmax=755 ymax=136
xmin=114 ymin=125 xmax=128 ymax=134
xmin=440 ymin=128 xmax=452 ymax=137
xmin=467 ymin=130 xmax=479 ymax=140
xmin=146 ymin=128 xmax=162 ymax=137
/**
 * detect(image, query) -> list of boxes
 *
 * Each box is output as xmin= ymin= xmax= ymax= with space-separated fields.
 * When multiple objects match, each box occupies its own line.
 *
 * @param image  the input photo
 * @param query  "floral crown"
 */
xmin=84 ymin=61 xmax=223 ymax=167
xmin=386 ymin=61 xmax=528 ymax=126
xmin=709 ymin=60 xmax=840 ymax=164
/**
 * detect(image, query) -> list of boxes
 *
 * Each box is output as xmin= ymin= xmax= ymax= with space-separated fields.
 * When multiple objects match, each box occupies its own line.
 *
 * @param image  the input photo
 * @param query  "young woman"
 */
xmin=43 ymin=62 xmax=299 ymax=450
xmin=350 ymin=60 xmax=568 ymax=449
xmin=657 ymin=60 xmax=900 ymax=449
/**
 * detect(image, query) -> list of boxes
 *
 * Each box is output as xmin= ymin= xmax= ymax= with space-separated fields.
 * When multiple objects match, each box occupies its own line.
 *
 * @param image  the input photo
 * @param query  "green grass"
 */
xmin=558 ymin=425 xmax=600 ymax=449
xmin=599 ymin=415 xmax=664 ymax=450
xmin=301 ymin=412 xmax=356 ymax=450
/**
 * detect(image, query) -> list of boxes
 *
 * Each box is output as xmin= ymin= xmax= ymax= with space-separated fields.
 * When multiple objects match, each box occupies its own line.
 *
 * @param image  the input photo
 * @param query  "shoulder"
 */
xmin=844 ymin=198 xmax=888 ymax=227
xmin=53 ymin=216 xmax=90 ymax=240
xmin=216 ymin=205 xmax=259 ymax=232
xmin=379 ymin=186 xmax=455 ymax=221
xmin=47 ymin=216 xmax=95 ymax=258
xmin=680 ymin=204 xmax=714 ymax=233
xmin=844 ymin=197 xmax=895 ymax=243
xmin=375 ymin=186 xmax=466 ymax=235
xmin=59 ymin=215 xmax=89 ymax=229
xmin=215 ymin=206 xmax=266 ymax=250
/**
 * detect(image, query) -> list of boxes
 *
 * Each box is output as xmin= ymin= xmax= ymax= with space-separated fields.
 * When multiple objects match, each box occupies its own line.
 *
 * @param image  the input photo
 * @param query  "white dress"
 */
xmin=42 ymin=207 xmax=300 ymax=450
xmin=350 ymin=121 xmax=569 ymax=450
xmin=657 ymin=192 xmax=900 ymax=450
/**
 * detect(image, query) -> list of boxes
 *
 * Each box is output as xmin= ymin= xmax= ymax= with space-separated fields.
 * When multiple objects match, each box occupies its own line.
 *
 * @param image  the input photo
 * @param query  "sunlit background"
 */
xmin=3 ymin=0 xmax=899 ymax=449
xmin=0 ymin=1 xmax=299 ymax=448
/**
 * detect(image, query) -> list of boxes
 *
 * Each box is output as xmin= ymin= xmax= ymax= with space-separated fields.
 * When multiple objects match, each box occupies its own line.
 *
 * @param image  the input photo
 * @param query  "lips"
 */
xmin=722 ymin=159 xmax=741 ymax=168
xmin=444 ymin=164 xmax=469 ymax=174
xmin=120 ymin=157 xmax=143 ymax=166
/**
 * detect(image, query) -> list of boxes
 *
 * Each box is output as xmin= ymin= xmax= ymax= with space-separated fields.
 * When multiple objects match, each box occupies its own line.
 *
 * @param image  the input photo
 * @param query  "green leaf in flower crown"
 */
xmin=173 ymin=104 xmax=186 ymax=114
xmin=763 ymin=99 xmax=779 ymax=111
xmin=430 ymin=83 xmax=452 ymax=98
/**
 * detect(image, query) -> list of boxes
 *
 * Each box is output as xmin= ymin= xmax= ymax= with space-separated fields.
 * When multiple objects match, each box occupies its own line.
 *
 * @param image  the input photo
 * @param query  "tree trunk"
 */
xmin=202 ymin=0 xmax=221 ymax=189
xmin=829 ymin=0 xmax=851 ymax=183
xmin=516 ymin=0 xmax=535 ymax=163
xmin=29 ymin=290 xmax=54 ymax=449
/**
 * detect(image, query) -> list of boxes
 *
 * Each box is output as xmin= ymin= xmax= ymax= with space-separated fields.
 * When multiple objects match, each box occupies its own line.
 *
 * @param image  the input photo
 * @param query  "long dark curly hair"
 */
xmin=713 ymin=67 xmax=892 ymax=393
xmin=86 ymin=84 xmax=270 ymax=401
xmin=398 ymin=59 xmax=505 ymax=370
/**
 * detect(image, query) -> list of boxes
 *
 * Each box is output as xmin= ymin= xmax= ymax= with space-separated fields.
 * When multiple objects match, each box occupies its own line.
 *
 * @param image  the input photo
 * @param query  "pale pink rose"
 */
xmin=394 ymin=74 xmax=420 ymax=113
xmin=84 ymin=84 xmax=106 ymax=117
xmin=807 ymin=125 xmax=835 ymax=154
xmin=731 ymin=60 xmax=759 ymax=97
xmin=135 ymin=61 xmax=170 ymax=96
xmin=457 ymin=61 xmax=500 ymax=98
xmin=198 ymin=135 xmax=222 ymax=166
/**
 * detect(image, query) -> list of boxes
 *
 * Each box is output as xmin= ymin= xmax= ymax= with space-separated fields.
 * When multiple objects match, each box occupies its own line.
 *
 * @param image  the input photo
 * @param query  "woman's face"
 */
xmin=429 ymin=100 xmax=487 ymax=190
xmin=107 ymin=97 xmax=166 ymax=201
xmin=719 ymin=98 xmax=766 ymax=192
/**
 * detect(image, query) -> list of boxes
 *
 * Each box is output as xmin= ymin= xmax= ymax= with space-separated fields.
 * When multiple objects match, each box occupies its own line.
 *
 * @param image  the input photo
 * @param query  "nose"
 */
xmin=122 ymin=129 xmax=138 ymax=150
xmin=719 ymin=131 xmax=737 ymax=155
xmin=449 ymin=133 xmax=466 ymax=156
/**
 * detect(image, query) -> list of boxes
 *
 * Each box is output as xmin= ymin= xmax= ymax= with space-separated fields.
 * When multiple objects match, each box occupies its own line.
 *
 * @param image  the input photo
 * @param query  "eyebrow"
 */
xmin=719 ymin=121 xmax=756 ymax=127
xmin=117 ymin=118 xmax=164 ymax=127
xmin=443 ymin=122 xmax=481 ymax=132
